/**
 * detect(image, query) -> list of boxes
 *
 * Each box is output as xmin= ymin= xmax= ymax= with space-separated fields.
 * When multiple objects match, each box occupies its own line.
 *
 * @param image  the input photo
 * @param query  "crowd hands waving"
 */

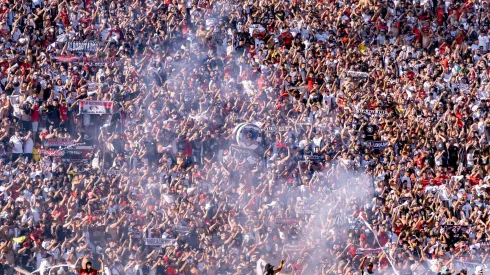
xmin=0 ymin=0 xmax=488 ymax=274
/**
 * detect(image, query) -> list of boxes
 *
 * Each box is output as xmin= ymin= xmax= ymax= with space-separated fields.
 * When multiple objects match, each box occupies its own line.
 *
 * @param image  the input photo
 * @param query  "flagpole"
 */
xmin=359 ymin=216 xmax=399 ymax=275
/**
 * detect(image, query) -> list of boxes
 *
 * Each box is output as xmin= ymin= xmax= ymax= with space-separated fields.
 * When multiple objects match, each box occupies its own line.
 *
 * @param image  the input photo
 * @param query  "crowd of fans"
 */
xmin=0 ymin=0 xmax=488 ymax=274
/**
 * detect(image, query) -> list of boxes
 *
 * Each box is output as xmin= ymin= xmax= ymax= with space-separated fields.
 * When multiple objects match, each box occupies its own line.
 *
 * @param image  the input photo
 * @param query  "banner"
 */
xmin=39 ymin=149 xmax=64 ymax=157
xmin=333 ymin=215 xmax=357 ymax=228
xmin=300 ymin=154 xmax=325 ymax=162
xmin=175 ymin=225 xmax=192 ymax=234
xmin=54 ymin=55 xmax=116 ymax=67
xmin=79 ymin=100 xmax=113 ymax=114
xmin=62 ymin=145 xmax=93 ymax=160
xmin=275 ymin=218 xmax=298 ymax=225
xmin=102 ymin=169 xmax=120 ymax=176
xmin=41 ymin=143 xmax=92 ymax=160
xmin=66 ymin=40 xmax=98 ymax=53
xmin=295 ymin=207 xmax=315 ymax=215
xmin=283 ymin=245 xmax=305 ymax=253
xmin=347 ymin=71 xmax=369 ymax=78
xmin=265 ymin=125 xmax=292 ymax=133
xmin=43 ymin=138 xmax=74 ymax=148
xmin=364 ymin=140 xmax=390 ymax=149
xmin=358 ymin=109 xmax=388 ymax=115
xmin=230 ymin=145 xmax=261 ymax=164
xmin=144 ymin=238 xmax=176 ymax=246
xmin=356 ymin=248 xmax=384 ymax=255
xmin=53 ymin=55 xmax=82 ymax=63
xmin=81 ymin=56 xmax=116 ymax=67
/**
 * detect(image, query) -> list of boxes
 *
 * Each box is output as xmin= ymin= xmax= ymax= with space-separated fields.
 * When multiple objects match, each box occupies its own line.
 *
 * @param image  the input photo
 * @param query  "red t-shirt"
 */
xmin=307 ymin=77 xmax=314 ymax=90
xmin=59 ymin=105 xmax=68 ymax=122
xmin=77 ymin=269 xmax=98 ymax=275
xmin=31 ymin=104 xmax=39 ymax=122
xmin=378 ymin=232 xmax=388 ymax=246
xmin=166 ymin=266 xmax=177 ymax=275
xmin=437 ymin=8 xmax=445 ymax=25
xmin=281 ymin=32 xmax=293 ymax=47
xmin=60 ymin=12 xmax=69 ymax=26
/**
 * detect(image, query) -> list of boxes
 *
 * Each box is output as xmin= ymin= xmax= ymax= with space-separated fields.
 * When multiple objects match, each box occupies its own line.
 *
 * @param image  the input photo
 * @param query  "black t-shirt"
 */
xmin=364 ymin=124 xmax=378 ymax=140
xmin=21 ymin=248 xmax=32 ymax=267
xmin=448 ymin=145 xmax=459 ymax=164
xmin=235 ymin=44 xmax=245 ymax=57
xmin=112 ymin=138 xmax=124 ymax=154
xmin=145 ymin=140 xmax=157 ymax=159
xmin=155 ymin=264 xmax=166 ymax=274
xmin=47 ymin=105 xmax=61 ymax=123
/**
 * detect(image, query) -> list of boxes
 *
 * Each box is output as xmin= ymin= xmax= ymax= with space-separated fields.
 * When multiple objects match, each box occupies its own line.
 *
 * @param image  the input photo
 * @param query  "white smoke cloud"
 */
xmin=265 ymin=167 xmax=381 ymax=274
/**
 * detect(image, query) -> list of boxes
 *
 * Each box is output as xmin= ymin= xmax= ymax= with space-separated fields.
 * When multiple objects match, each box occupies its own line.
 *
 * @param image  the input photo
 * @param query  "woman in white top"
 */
xmin=434 ymin=150 xmax=444 ymax=167
xmin=23 ymin=133 xmax=34 ymax=160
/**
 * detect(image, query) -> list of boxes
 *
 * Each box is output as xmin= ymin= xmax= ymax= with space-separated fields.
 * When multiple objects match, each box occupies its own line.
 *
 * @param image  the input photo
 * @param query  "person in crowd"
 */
xmin=0 ymin=0 xmax=488 ymax=274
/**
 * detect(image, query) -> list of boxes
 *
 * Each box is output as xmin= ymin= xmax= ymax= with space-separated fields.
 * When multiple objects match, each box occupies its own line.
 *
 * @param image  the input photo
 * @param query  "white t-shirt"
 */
xmin=312 ymin=136 xmax=323 ymax=150
xmin=32 ymin=0 xmax=42 ymax=7
xmin=24 ymin=137 xmax=34 ymax=154
xmin=256 ymin=258 xmax=266 ymax=275
xmin=111 ymin=267 xmax=122 ymax=275
xmin=30 ymin=206 xmax=40 ymax=222
xmin=478 ymin=34 xmax=489 ymax=51
xmin=9 ymin=135 xmax=23 ymax=154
